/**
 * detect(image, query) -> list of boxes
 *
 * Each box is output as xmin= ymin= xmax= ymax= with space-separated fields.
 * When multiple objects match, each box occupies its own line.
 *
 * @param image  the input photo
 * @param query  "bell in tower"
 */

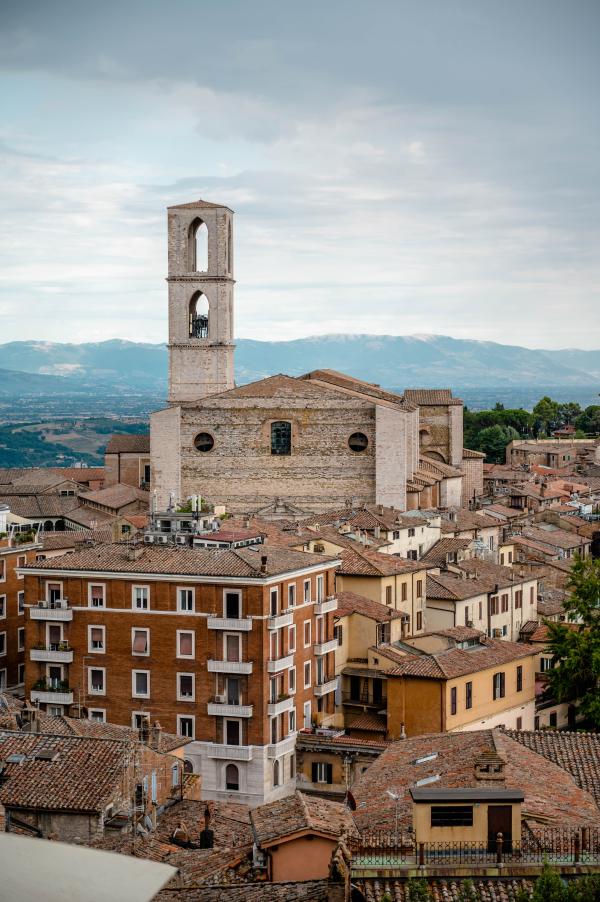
xmin=166 ymin=200 xmax=235 ymax=403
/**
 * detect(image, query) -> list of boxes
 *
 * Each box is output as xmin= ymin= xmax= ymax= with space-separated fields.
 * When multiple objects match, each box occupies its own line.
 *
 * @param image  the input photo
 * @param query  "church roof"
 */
xmin=193 ymin=373 xmax=376 ymax=404
xmin=404 ymin=389 xmax=463 ymax=406
xmin=167 ymin=199 xmax=233 ymax=211
xmin=302 ymin=370 xmax=417 ymax=410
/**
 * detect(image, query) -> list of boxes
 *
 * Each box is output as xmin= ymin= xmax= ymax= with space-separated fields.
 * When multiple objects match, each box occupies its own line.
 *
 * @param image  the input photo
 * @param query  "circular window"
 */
xmin=194 ymin=432 xmax=215 ymax=453
xmin=348 ymin=432 xmax=369 ymax=453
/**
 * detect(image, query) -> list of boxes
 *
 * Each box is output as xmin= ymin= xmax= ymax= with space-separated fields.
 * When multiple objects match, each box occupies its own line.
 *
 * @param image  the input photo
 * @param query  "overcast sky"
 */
xmin=1 ymin=0 xmax=599 ymax=348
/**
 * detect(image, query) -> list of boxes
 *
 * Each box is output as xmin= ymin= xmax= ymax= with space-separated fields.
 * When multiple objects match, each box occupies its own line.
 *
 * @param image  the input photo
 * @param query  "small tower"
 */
xmin=167 ymin=200 xmax=235 ymax=403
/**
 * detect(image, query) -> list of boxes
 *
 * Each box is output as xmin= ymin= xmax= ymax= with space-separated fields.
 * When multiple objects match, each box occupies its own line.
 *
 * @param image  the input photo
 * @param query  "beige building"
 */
xmin=150 ymin=199 xmax=481 ymax=515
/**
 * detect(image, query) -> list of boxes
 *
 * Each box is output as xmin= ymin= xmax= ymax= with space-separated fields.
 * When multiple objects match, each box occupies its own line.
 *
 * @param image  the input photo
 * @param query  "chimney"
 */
xmin=150 ymin=720 xmax=163 ymax=751
xmin=139 ymin=716 xmax=150 ymax=744
xmin=127 ymin=544 xmax=143 ymax=562
xmin=378 ymin=505 xmax=384 ymax=515
xmin=244 ymin=517 xmax=251 ymax=529
xmin=260 ymin=555 xmax=268 ymax=573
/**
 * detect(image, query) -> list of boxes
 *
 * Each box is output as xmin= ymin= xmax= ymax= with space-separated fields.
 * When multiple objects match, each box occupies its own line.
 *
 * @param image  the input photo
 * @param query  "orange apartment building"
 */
xmin=0 ymin=537 xmax=42 ymax=692
xmin=20 ymin=539 xmax=340 ymax=807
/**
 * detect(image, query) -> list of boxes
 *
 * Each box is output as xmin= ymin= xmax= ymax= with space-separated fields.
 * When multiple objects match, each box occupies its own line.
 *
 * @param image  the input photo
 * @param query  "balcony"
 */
xmin=314 ymin=678 xmax=338 ymax=697
xmin=207 ymin=700 xmax=253 ymax=718
xmin=267 ymin=695 xmax=294 ymax=717
xmin=31 ymin=682 xmax=73 ymax=705
xmin=314 ymin=638 xmax=338 ymax=656
xmin=207 ymin=659 xmax=253 ymax=674
xmin=30 ymin=645 xmax=73 ymax=664
xmin=314 ymin=596 xmax=338 ymax=615
xmin=30 ymin=600 xmax=73 ymax=621
xmin=267 ymin=653 xmax=294 ymax=673
xmin=207 ymin=616 xmax=252 ymax=631
xmin=204 ymin=743 xmax=254 ymax=761
xmin=267 ymin=611 xmax=293 ymax=630
xmin=267 ymin=732 xmax=297 ymax=758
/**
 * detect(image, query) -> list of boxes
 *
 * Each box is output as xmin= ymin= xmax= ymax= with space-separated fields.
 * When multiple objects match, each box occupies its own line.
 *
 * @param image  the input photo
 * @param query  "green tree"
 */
xmin=566 ymin=874 xmax=600 ymax=901
xmin=407 ymin=878 xmax=431 ymax=901
xmin=532 ymin=863 xmax=567 ymax=901
xmin=545 ymin=557 xmax=600 ymax=727
xmin=532 ymin=396 xmax=560 ymax=436
xmin=557 ymin=402 xmax=581 ymax=427
xmin=575 ymin=405 xmax=600 ymax=435
xmin=474 ymin=424 xmax=520 ymax=463
xmin=457 ymin=880 xmax=478 ymax=901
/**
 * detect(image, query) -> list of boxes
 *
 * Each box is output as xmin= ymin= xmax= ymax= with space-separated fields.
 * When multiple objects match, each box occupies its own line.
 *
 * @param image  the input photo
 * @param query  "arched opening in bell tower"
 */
xmin=189 ymin=292 xmax=209 ymax=338
xmin=188 ymin=218 xmax=208 ymax=272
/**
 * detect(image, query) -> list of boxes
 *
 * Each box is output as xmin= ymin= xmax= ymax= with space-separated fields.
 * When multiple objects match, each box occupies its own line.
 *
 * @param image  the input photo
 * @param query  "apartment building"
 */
xmin=0 ymin=537 xmax=41 ymax=692
xmin=425 ymin=559 xmax=538 ymax=642
xmin=20 ymin=540 xmax=340 ymax=807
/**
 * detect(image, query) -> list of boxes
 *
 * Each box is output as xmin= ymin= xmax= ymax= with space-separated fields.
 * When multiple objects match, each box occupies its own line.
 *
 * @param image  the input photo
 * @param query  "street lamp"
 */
xmin=386 ymin=789 xmax=400 ymax=846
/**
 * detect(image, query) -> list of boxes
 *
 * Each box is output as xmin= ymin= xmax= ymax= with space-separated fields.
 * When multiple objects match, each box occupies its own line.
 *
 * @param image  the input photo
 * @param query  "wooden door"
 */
xmin=487 ymin=805 xmax=512 ymax=852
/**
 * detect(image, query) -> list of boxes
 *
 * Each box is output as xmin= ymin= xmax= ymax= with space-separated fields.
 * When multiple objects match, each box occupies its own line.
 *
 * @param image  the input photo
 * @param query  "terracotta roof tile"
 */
xmin=335 ymin=591 xmax=404 ymax=622
xmin=104 ymin=434 xmax=150 ymax=454
xmin=80 ymin=483 xmax=149 ymax=510
xmin=384 ymin=637 xmax=538 ymax=680
xmin=250 ymin=791 xmax=357 ymax=846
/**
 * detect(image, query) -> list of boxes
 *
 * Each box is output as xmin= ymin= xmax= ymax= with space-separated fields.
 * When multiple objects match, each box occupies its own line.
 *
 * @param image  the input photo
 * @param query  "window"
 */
xmin=450 ymin=686 xmax=457 ymax=715
xmin=225 ymin=633 xmax=241 ymax=662
xmin=385 ymin=585 xmax=392 ymax=605
xmin=226 ymin=720 xmax=240 ymax=745
xmin=172 ymin=764 xmax=179 ymax=788
xmin=178 ymin=588 xmax=194 ymax=612
xmin=508 ymin=552 xmax=513 ymax=564
xmin=0 ymin=669 xmax=5 ymax=690
xmin=89 ymin=709 xmax=106 ymax=723
xmin=177 ymin=673 xmax=195 ymax=701
xmin=132 ymin=670 xmax=150 ymax=698
xmin=89 ymin=626 xmax=105 ymax=653
xmin=312 ymin=762 xmax=333 ymax=784
xmin=271 ymin=421 xmax=291 ymax=455
xmin=334 ymin=624 xmax=343 ymax=646
xmin=493 ymin=672 xmax=506 ymax=700
xmin=478 ymin=601 xmax=483 ymax=620
xmin=17 ymin=663 xmax=25 ymax=684
xmin=501 ymin=594 xmax=509 ymax=613
xmin=17 ymin=555 xmax=26 ymax=577
xmin=464 ymin=680 xmax=473 ymax=709
xmin=89 ymin=667 xmax=105 ymax=695
xmin=549 ymin=711 xmax=558 ymax=728
xmin=289 ymin=707 xmax=296 ymax=732
xmin=416 ymin=611 xmax=423 ymax=631
xmin=401 ymin=583 xmax=408 ymax=602
xmin=289 ymin=666 xmax=296 ymax=694
xmin=177 ymin=715 xmax=195 ymax=739
xmin=273 ymin=759 xmax=281 ymax=787
xmin=416 ymin=579 xmax=423 ymax=597
xmin=515 ymin=590 xmax=522 ymax=609
xmin=489 ymin=536 xmax=495 ymax=551
xmin=18 ymin=592 xmax=24 ymax=614
xmin=0 ymin=632 xmax=5 ymax=656
xmin=348 ymin=432 xmax=369 ymax=453
xmin=290 ymin=753 xmax=296 ymax=779
xmin=377 ymin=622 xmax=391 ymax=646
xmin=303 ymin=620 xmax=311 ymax=648
xmin=18 ymin=627 xmax=25 ymax=652
xmin=303 ymin=580 xmax=311 ymax=604
xmin=534 ymin=715 xmax=540 ymax=730
xmin=304 ymin=661 xmax=311 ymax=688
xmin=516 ymin=716 xmax=522 ymax=730
xmin=193 ymin=432 xmax=214 ymax=452
xmin=500 ymin=553 xmax=505 ymax=565
xmin=224 ymin=591 xmax=241 ymax=619
xmin=270 ymin=588 xmax=278 ymax=616
xmin=393 ymin=530 xmax=400 ymax=540
xmin=431 ymin=806 xmax=473 ymax=827
xmin=177 ymin=630 xmax=195 ymax=659
xmin=0 ymin=596 xmax=5 ymax=619
xmin=540 ymin=657 xmax=553 ymax=672
xmin=225 ymin=763 xmax=239 ymax=790
xmin=132 ymin=628 xmax=149 ymax=656
xmin=288 ymin=584 xmax=296 ymax=607
xmin=316 ymin=575 xmax=324 ymax=602
xmin=530 ymin=586 xmax=535 ymax=605
xmin=132 ymin=586 xmax=149 ymax=610
xmin=516 ymin=665 xmax=523 ymax=692
xmin=288 ymin=624 xmax=296 ymax=653
xmin=89 ymin=584 xmax=105 ymax=608
xmin=0 ymin=561 xmax=4 ymax=581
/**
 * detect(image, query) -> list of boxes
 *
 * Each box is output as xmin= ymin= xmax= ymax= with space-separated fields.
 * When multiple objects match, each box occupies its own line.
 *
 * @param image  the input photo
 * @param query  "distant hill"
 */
xmin=0 ymin=334 xmax=599 ymax=395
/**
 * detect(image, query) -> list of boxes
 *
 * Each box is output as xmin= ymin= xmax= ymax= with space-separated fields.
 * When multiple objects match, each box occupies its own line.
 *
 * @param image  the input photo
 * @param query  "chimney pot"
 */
xmin=260 ymin=555 xmax=268 ymax=573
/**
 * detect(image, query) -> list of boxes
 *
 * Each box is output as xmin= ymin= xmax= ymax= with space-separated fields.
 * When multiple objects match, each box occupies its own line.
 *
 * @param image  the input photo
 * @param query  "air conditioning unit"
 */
xmin=143 ymin=534 xmax=154 ymax=544
xmin=156 ymin=535 xmax=168 ymax=544
xmin=215 ymin=694 xmax=227 ymax=704
xmin=176 ymin=535 xmax=187 ymax=545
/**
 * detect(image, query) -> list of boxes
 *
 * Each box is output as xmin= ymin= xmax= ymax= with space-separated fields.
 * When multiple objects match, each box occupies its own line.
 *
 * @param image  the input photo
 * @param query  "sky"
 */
xmin=0 ymin=0 xmax=599 ymax=349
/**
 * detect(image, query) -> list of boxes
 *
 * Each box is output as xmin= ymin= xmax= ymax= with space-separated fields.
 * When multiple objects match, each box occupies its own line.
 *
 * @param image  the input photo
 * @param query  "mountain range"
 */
xmin=1 ymin=334 xmax=599 ymax=399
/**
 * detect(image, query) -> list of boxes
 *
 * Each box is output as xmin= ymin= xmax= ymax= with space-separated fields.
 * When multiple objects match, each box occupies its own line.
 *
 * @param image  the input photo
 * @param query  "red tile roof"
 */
xmin=250 ymin=791 xmax=357 ymax=846
xmin=104 ymin=434 xmax=150 ymax=454
xmin=335 ymin=591 xmax=404 ymax=622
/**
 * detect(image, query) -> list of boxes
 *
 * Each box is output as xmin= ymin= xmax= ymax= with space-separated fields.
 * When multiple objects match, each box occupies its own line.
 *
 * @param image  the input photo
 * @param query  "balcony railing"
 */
xmin=207 ymin=700 xmax=253 ymax=718
xmin=207 ymin=659 xmax=253 ymax=674
xmin=207 ymin=616 xmax=252 ymax=631
xmin=267 ymin=611 xmax=294 ymax=630
xmin=30 ymin=600 xmax=73 ymax=621
xmin=314 ymin=596 xmax=338 ymax=615
xmin=203 ymin=743 xmax=254 ymax=761
xmin=314 ymin=638 xmax=338 ymax=656
xmin=349 ymin=827 xmax=600 ymax=869
xmin=267 ymin=695 xmax=294 ymax=717
xmin=267 ymin=653 xmax=294 ymax=673
xmin=30 ymin=644 xmax=74 ymax=663
xmin=314 ymin=677 xmax=338 ymax=697
xmin=267 ymin=732 xmax=297 ymax=758
xmin=30 ymin=681 xmax=73 ymax=706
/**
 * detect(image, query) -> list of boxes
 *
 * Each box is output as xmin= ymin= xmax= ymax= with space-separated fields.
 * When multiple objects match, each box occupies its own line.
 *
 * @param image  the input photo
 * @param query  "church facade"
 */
xmin=151 ymin=200 xmax=481 ymax=515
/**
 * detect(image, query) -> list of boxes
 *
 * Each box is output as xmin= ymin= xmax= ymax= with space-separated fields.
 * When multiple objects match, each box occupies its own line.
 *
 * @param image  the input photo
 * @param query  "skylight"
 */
xmin=415 ymin=774 xmax=441 ymax=787
xmin=414 ymin=752 xmax=438 ymax=765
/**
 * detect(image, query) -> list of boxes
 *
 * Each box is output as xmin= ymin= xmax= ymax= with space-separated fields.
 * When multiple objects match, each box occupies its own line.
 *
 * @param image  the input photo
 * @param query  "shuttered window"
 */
xmin=178 ymin=632 xmax=193 ymax=657
xmin=91 ymin=627 xmax=104 ymax=650
xmin=133 ymin=630 xmax=148 ymax=654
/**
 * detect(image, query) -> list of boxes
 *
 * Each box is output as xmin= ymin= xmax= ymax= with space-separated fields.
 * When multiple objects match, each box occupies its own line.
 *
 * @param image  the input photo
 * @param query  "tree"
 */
xmin=407 ymin=878 xmax=431 ymax=901
xmin=457 ymin=880 xmax=478 ymax=901
xmin=566 ymin=874 xmax=600 ymax=901
xmin=545 ymin=557 xmax=600 ymax=727
xmin=556 ymin=402 xmax=581 ymax=427
xmin=532 ymin=396 xmax=560 ymax=436
xmin=474 ymin=424 xmax=520 ymax=464
xmin=575 ymin=405 xmax=600 ymax=435
xmin=531 ymin=862 xmax=567 ymax=901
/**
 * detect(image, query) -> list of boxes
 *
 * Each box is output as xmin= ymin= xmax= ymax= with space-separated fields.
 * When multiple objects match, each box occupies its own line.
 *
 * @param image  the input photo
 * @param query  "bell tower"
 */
xmin=166 ymin=199 xmax=235 ymax=403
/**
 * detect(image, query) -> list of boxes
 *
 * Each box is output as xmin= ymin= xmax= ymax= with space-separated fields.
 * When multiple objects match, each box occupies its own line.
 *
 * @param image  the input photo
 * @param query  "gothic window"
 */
xmin=225 ymin=763 xmax=239 ymax=791
xmin=273 ymin=759 xmax=280 ymax=787
xmin=271 ymin=421 xmax=291 ymax=456
xmin=348 ymin=432 xmax=369 ymax=453
xmin=194 ymin=432 xmax=215 ymax=453
xmin=188 ymin=218 xmax=208 ymax=272
xmin=189 ymin=292 xmax=209 ymax=338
